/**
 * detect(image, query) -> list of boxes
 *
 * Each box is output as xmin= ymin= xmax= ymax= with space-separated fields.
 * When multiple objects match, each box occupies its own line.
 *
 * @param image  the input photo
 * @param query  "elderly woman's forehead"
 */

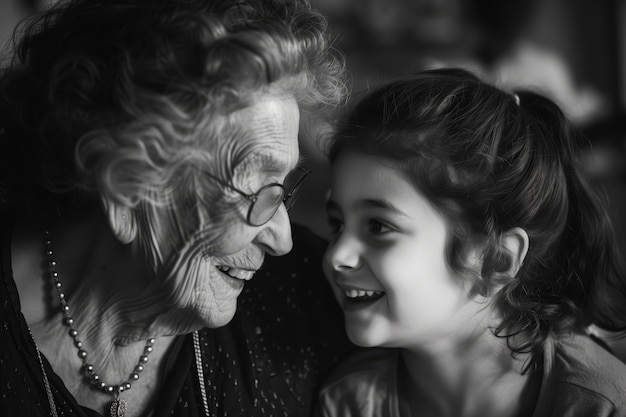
xmin=237 ymin=148 xmax=300 ymax=174
xmin=237 ymin=92 xmax=299 ymax=119
xmin=224 ymin=93 xmax=300 ymax=164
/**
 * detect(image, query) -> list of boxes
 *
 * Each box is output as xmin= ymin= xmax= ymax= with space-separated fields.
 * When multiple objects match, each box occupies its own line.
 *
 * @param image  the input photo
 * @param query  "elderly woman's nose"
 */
xmin=254 ymin=206 xmax=293 ymax=256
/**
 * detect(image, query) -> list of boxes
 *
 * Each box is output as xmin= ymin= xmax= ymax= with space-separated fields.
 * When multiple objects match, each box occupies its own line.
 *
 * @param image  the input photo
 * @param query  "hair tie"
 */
xmin=513 ymin=93 xmax=520 ymax=106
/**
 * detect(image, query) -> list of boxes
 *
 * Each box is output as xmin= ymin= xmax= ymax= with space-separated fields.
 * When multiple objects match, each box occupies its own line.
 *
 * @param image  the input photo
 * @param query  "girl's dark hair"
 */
xmin=329 ymin=68 xmax=626 ymax=371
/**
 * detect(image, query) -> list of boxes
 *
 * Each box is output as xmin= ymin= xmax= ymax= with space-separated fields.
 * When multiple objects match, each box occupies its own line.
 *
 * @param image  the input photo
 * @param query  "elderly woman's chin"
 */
xmin=150 ymin=227 xmax=259 ymax=329
xmin=192 ymin=262 xmax=248 ymax=328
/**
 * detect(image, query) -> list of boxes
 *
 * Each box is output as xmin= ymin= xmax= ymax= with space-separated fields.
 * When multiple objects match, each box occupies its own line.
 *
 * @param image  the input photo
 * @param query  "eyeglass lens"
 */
xmin=248 ymin=185 xmax=284 ymax=226
xmin=282 ymin=169 xmax=308 ymax=210
xmin=247 ymin=168 xmax=309 ymax=226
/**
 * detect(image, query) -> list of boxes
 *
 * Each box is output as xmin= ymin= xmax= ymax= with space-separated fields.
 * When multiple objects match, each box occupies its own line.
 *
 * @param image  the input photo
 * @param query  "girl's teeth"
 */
xmin=344 ymin=289 xmax=383 ymax=299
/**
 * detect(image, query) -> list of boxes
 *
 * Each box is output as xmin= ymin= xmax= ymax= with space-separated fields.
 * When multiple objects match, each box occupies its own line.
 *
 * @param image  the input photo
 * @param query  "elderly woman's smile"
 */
xmin=142 ymin=95 xmax=301 ymax=329
xmin=215 ymin=265 xmax=256 ymax=280
xmin=1 ymin=0 xmax=350 ymax=413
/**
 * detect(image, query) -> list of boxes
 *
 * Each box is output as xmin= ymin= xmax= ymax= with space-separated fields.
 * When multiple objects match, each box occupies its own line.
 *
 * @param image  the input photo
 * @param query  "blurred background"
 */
xmin=292 ymin=0 xmax=626 ymax=241
xmin=2 ymin=0 xmax=625 ymax=353
xmin=2 ymin=0 xmax=624 ymax=239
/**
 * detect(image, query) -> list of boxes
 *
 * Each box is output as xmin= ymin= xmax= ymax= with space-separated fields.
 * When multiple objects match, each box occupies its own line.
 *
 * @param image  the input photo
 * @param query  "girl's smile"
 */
xmin=324 ymin=151 xmax=478 ymax=349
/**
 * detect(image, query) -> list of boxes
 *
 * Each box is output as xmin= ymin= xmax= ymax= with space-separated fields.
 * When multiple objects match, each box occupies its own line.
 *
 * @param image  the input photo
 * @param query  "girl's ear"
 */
xmin=500 ymin=227 xmax=529 ymax=278
xmin=101 ymin=198 xmax=137 ymax=244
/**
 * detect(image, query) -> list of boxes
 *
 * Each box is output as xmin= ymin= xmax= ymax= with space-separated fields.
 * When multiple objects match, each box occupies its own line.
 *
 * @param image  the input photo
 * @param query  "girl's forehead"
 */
xmin=332 ymin=151 xmax=400 ymax=183
xmin=331 ymin=153 xmax=415 ymax=202
xmin=331 ymin=150 xmax=453 ymax=223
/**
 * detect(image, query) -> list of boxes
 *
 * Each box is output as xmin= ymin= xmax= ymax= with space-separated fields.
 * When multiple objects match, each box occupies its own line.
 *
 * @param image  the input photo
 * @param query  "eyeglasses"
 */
xmin=204 ymin=166 xmax=311 ymax=227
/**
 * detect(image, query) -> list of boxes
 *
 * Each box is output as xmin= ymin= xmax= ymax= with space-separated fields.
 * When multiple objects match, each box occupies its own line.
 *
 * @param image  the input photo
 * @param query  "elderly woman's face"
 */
xmin=147 ymin=95 xmax=301 ymax=329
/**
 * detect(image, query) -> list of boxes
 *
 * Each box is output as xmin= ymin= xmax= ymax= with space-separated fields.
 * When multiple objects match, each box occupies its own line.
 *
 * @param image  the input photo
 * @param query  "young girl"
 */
xmin=317 ymin=68 xmax=626 ymax=417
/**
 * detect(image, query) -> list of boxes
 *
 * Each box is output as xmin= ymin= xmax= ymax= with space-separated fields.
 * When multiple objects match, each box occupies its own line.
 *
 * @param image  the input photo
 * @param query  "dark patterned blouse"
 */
xmin=0 ymin=224 xmax=353 ymax=417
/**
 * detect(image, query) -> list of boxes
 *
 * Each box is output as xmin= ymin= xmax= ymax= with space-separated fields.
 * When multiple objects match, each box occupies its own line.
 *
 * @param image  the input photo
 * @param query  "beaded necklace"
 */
xmin=32 ymin=330 xmax=209 ymax=416
xmin=32 ymin=231 xmax=211 ymax=416
xmin=43 ymin=230 xmax=156 ymax=417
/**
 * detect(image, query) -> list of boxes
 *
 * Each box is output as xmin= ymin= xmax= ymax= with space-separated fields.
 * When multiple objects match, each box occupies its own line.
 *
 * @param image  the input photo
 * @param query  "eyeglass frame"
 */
xmin=203 ymin=166 xmax=311 ymax=227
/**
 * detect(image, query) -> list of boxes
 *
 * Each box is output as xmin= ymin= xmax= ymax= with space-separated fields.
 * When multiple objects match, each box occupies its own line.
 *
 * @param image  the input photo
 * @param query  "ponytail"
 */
xmin=515 ymin=91 xmax=626 ymax=334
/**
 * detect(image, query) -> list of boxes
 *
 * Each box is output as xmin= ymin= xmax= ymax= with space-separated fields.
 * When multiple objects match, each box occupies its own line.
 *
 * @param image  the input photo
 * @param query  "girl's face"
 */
xmin=324 ymin=151 xmax=483 ymax=349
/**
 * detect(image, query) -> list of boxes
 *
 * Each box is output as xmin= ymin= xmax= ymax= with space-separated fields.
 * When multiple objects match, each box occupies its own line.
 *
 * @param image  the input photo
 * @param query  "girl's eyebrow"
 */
xmin=356 ymin=199 xmax=409 ymax=217
xmin=326 ymin=198 xmax=408 ymax=217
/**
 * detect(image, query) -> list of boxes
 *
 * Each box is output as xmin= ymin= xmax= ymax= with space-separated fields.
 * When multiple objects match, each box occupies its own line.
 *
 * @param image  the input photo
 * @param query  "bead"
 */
xmin=44 ymin=231 xmax=157 ymax=398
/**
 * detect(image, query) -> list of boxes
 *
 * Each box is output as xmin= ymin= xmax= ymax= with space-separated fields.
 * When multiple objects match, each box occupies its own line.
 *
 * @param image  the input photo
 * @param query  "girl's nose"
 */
xmin=325 ymin=233 xmax=362 ymax=272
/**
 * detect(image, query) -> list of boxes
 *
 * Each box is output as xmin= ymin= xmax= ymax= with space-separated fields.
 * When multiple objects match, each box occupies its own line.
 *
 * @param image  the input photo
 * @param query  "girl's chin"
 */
xmin=345 ymin=322 xmax=385 ymax=348
xmin=347 ymin=333 xmax=381 ymax=348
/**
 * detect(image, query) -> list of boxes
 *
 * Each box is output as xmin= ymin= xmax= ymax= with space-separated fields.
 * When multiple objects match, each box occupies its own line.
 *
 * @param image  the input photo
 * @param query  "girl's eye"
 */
xmin=367 ymin=219 xmax=394 ymax=235
xmin=327 ymin=217 xmax=344 ymax=235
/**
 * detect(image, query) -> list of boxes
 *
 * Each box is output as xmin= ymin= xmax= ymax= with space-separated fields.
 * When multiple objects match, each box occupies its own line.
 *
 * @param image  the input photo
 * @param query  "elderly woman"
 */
xmin=0 ymin=0 xmax=352 ymax=416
